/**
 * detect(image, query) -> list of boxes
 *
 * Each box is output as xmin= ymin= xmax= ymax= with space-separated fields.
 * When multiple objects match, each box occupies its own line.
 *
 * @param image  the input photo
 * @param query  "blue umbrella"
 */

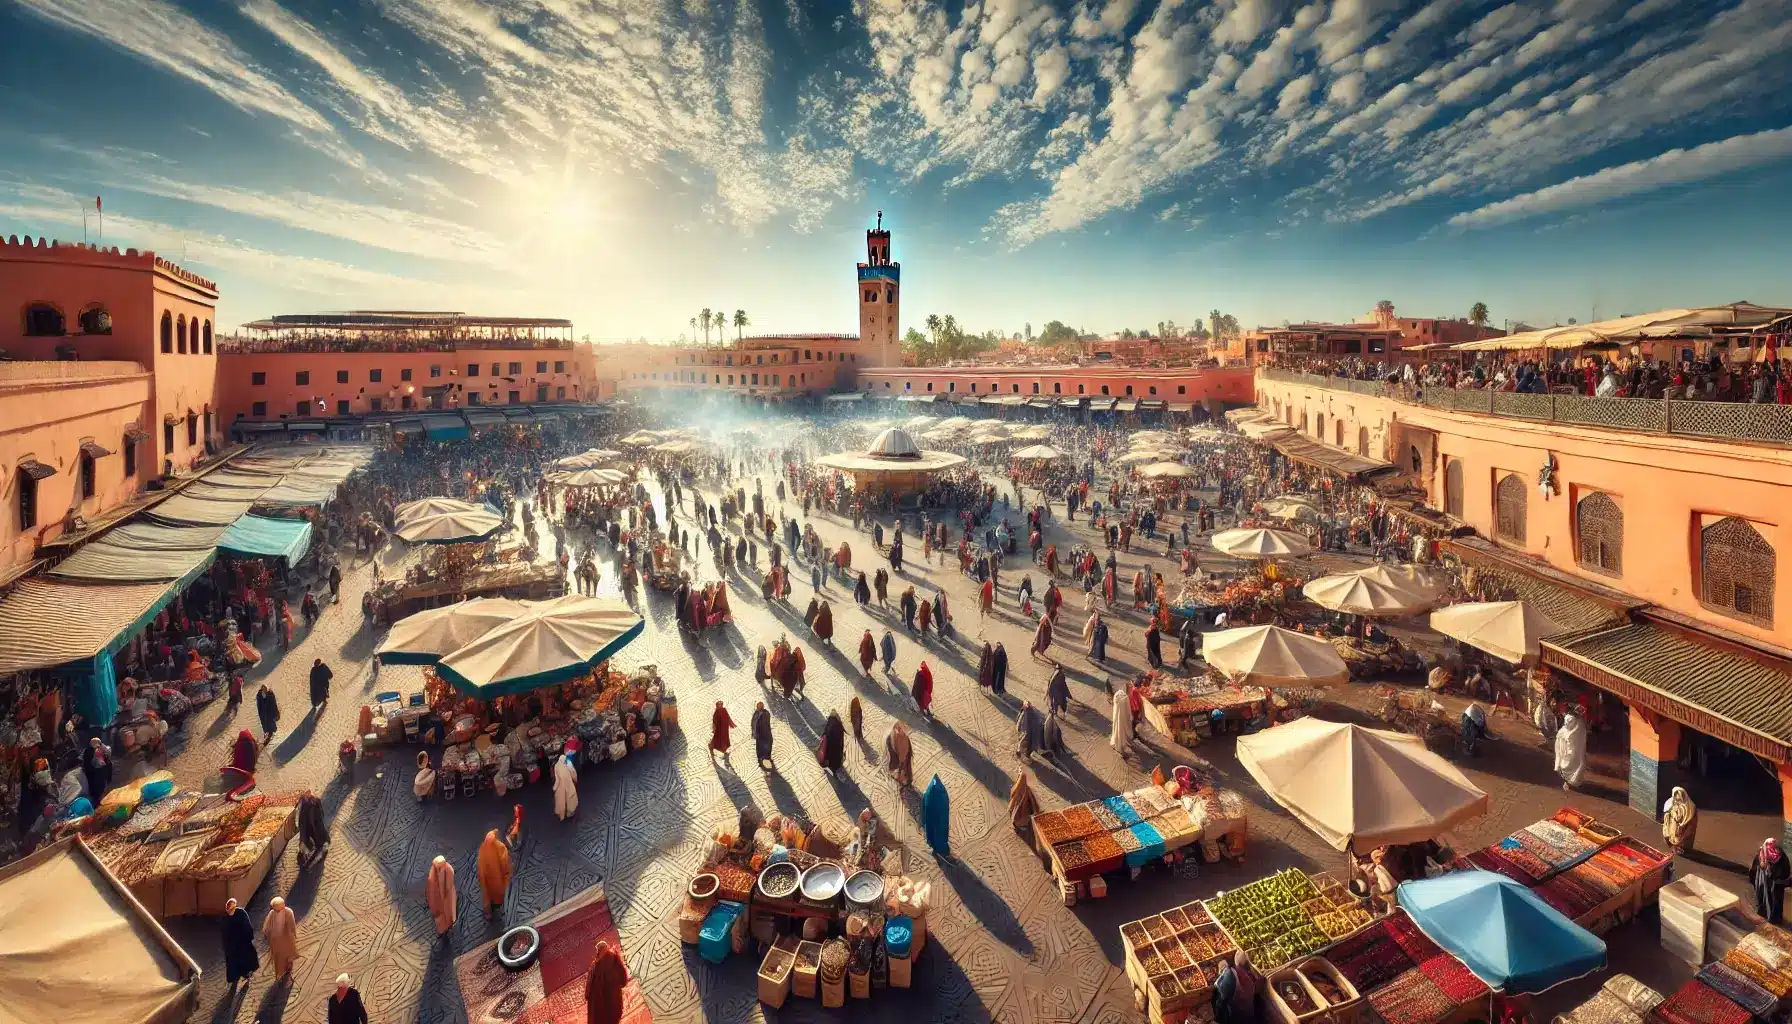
xmin=1396 ymin=870 xmax=1606 ymax=994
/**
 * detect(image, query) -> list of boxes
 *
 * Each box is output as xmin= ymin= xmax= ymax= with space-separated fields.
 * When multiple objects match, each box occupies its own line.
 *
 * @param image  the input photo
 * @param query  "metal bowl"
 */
xmin=845 ymin=870 xmax=885 ymax=907
xmin=799 ymin=862 xmax=846 ymax=902
xmin=757 ymin=861 xmax=800 ymax=900
xmin=689 ymin=873 xmax=720 ymax=901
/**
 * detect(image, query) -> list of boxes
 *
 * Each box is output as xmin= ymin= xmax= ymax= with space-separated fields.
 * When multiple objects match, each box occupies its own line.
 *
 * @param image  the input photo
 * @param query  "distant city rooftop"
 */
xmin=240 ymin=311 xmax=573 ymax=332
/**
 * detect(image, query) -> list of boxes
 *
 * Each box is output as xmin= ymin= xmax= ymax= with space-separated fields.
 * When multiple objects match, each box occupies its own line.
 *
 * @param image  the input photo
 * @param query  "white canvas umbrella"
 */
xmin=1204 ymin=624 xmax=1349 ymax=686
xmin=1211 ymin=527 xmax=1313 ymax=558
xmin=1304 ymin=572 xmax=1436 ymax=617
xmin=377 ymin=598 xmax=526 ymax=665
xmin=1011 ymin=443 xmax=1068 ymax=462
xmin=394 ymin=496 xmax=484 ymax=526
xmin=547 ymin=467 xmax=629 ymax=487
xmin=554 ymin=449 xmax=623 ymax=470
xmin=1236 ymin=717 xmax=1490 ymax=851
xmin=394 ymin=506 xmax=505 ymax=544
xmin=1429 ymin=601 xmax=1564 ymax=663
xmin=1355 ymin=563 xmax=1446 ymax=600
xmin=1139 ymin=462 xmax=1196 ymax=479
xmin=1011 ymin=425 xmax=1053 ymax=440
xmin=1115 ymin=449 xmax=1173 ymax=465
xmin=1260 ymin=498 xmax=1321 ymax=522
xmin=435 ymin=595 xmax=646 ymax=696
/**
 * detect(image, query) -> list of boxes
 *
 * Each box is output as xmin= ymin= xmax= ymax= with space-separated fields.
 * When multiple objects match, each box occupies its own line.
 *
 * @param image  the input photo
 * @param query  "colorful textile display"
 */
xmin=1648 ymin=980 xmax=1752 ymax=1024
xmin=1696 ymin=962 xmax=1778 ymax=1021
xmin=1418 ymin=954 xmax=1490 ymax=1002
xmin=1328 ymin=918 xmax=1418 ymax=991
xmin=1367 ymin=968 xmax=1456 ymax=1024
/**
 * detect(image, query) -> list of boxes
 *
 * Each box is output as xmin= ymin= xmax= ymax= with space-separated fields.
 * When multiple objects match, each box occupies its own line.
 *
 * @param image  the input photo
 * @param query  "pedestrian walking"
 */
xmin=426 ymin=855 xmax=457 ymax=936
xmin=553 ymin=750 xmax=579 ymax=820
xmin=327 ymin=975 xmax=370 ymax=1024
xmin=880 ymin=628 xmax=897 ymax=674
xmin=708 ymin=700 xmax=735 ymax=762
xmin=858 ymin=630 xmax=876 ymax=676
xmin=477 ymin=826 xmax=515 ymax=916
xmin=991 ymin=642 xmax=1009 ymax=695
xmin=264 ymin=896 xmax=299 ymax=981
xmin=309 ymin=658 xmax=333 ymax=708
xmin=221 ymin=897 xmax=259 ymax=988
xmin=256 ymin=684 xmax=279 ymax=743
xmin=911 ymin=661 xmax=935 ymax=716
xmin=751 ymin=702 xmax=774 ymax=771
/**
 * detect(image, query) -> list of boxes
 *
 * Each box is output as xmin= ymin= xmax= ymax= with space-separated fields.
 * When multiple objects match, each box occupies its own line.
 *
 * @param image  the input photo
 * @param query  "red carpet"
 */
xmin=457 ymin=884 xmax=651 ymax=1024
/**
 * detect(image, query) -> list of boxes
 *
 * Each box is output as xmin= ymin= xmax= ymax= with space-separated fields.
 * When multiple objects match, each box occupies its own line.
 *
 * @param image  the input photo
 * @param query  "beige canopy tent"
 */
xmin=1203 ymin=624 xmax=1349 ymax=686
xmin=394 ymin=506 xmax=505 ymax=544
xmin=1115 ymin=449 xmax=1178 ymax=465
xmin=435 ymin=595 xmax=645 ymax=697
xmin=1304 ymin=571 xmax=1436 ymax=617
xmin=1235 ymin=718 xmax=1490 ymax=851
xmin=0 ymin=838 xmax=200 ymax=1024
xmin=1011 ymin=444 xmax=1068 ymax=462
xmin=553 ymin=449 xmax=623 ymax=470
xmin=1429 ymin=600 xmax=1564 ymax=663
xmin=1260 ymin=497 xmax=1321 ymax=522
xmin=1355 ymin=563 xmax=1445 ymax=598
xmin=1454 ymin=303 xmax=1792 ymax=352
xmin=546 ymin=467 xmax=628 ymax=487
xmin=394 ymin=496 xmax=485 ymax=527
xmin=377 ymin=597 xmax=528 ymax=664
xmin=814 ymin=427 xmax=966 ymax=496
xmin=1140 ymin=462 xmax=1196 ymax=479
xmin=1011 ymin=425 xmax=1053 ymax=440
xmin=1211 ymin=527 xmax=1313 ymax=558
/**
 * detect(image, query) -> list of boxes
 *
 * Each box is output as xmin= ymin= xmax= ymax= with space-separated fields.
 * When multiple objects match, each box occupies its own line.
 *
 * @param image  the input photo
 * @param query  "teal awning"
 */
xmin=423 ymin=415 xmax=469 ymax=440
xmin=464 ymin=410 xmax=506 ymax=426
xmin=219 ymin=514 xmax=314 ymax=565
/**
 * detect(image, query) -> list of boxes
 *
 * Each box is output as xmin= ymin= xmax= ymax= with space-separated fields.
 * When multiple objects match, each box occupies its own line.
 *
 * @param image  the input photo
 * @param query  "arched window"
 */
xmin=79 ymin=306 xmax=112 ymax=334
xmin=1357 ymin=427 xmax=1369 ymax=456
xmin=202 ymin=321 xmax=213 ymax=354
xmin=1300 ymin=412 xmax=1309 ymax=433
xmin=1495 ymin=473 xmax=1527 ymax=543
xmin=1576 ymin=491 xmax=1623 ymax=576
xmin=1444 ymin=459 xmax=1464 ymax=517
xmin=186 ymin=410 xmax=198 ymax=447
xmin=23 ymin=303 xmax=65 ymax=336
xmin=1335 ymin=420 xmax=1344 ymax=447
xmin=176 ymin=316 xmax=187 ymax=354
xmin=160 ymin=312 xmax=173 ymax=353
xmin=1701 ymin=516 xmax=1775 ymax=626
xmin=1315 ymin=414 xmax=1325 ymax=439
xmin=1409 ymin=445 xmax=1423 ymax=474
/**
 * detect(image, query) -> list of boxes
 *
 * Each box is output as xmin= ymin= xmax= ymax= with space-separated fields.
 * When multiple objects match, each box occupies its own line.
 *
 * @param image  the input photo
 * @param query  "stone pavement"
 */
xmin=150 ymin=467 xmax=1768 ymax=1024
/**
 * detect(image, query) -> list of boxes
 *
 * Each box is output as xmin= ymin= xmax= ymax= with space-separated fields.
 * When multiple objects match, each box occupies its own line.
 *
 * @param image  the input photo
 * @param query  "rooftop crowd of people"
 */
xmin=1277 ymin=350 xmax=1792 ymax=404
xmin=220 ymin=333 xmax=575 ymax=355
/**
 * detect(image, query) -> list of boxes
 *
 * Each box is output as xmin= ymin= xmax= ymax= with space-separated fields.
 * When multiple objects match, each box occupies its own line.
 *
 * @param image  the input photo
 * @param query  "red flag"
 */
xmin=95 ymin=196 xmax=101 ymax=213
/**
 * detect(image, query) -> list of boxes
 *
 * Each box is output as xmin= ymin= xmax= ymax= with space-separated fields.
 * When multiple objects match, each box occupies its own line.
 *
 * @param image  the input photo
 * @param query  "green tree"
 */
xmin=732 ymin=309 xmax=748 ymax=341
xmin=924 ymin=313 xmax=942 ymax=347
xmin=902 ymin=327 xmax=934 ymax=365
xmin=1469 ymin=302 xmax=1490 ymax=337
xmin=698 ymin=307 xmax=712 ymax=345
xmin=1209 ymin=309 xmax=1225 ymax=341
xmin=1190 ymin=317 xmax=1207 ymax=339
xmin=1038 ymin=320 xmax=1078 ymax=346
xmin=1024 ymin=322 xmax=1034 ymax=342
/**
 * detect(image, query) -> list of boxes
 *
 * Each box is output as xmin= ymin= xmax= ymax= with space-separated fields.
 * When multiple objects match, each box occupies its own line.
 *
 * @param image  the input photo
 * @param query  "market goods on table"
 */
xmin=76 ymin=788 xmax=299 ymax=917
xmin=1450 ymin=807 xmax=1672 ymax=936
xmin=1037 ymin=777 xmax=1244 ymax=889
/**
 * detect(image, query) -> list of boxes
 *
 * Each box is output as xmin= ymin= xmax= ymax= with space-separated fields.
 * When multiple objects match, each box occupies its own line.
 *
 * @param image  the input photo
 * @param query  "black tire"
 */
xmin=497 ymin=926 xmax=541 ymax=971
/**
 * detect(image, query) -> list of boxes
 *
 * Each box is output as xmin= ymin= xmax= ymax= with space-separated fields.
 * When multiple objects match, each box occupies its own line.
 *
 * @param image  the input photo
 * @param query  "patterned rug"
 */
xmin=456 ymin=884 xmax=651 ymax=1024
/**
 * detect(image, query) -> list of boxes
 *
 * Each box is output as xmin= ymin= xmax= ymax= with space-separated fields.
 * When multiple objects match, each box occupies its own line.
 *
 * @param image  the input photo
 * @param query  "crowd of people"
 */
xmin=220 ymin=333 xmax=576 ymax=354
xmin=1280 ymin=349 xmax=1792 ymax=404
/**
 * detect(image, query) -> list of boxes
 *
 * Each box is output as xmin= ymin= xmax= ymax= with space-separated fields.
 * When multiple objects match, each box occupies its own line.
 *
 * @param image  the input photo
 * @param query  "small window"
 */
xmin=556 ymin=386 xmax=566 ymax=399
xmin=1576 ymin=491 xmax=1623 ymax=576
xmin=949 ymin=382 xmax=956 ymax=392
xmin=536 ymin=361 xmax=548 ymax=373
xmin=468 ymin=364 xmax=480 ymax=377
xmin=1148 ymin=386 xmax=1156 ymax=396
xmin=1125 ymin=385 xmax=1134 ymax=396
xmin=251 ymin=372 xmax=266 ymax=386
xmin=336 ymin=370 xmax=349 ymax=384
xmin=295 ymin=370 xmax=310 ymax=385
xmin=295 ymin=401 xmax=309 ymax=416
xmin=252 ymin=401 xmax=267 ymax=417
xmin=926 ymin=382 xmax=933 ymax=391
xmin=369 ymin=369 xmax=383 ymax=383
xmin=508 ymin=362 xmax=522 ymax=375
xmin=1700 ymin=516 xmax=1775 ymax=626
xmin=123 ymin=436 xmax=137 ymax=477
xmin=176 ymin=317 xmax=187 ymax=354
xmin=554 ymin=361 xmax=565 ymax=373
xmin=163 ymin=422 xmax=174 ymax=452
xmin=401 ymin=368 xmax=413 ymax=381
xmin=429 ymin=364 xmax=442 ymax=378
xmin=369 ymin=398 xmax=383 ymax=412
xmin=79 ymin=307 xmax=112 ymax=334
xmin=202 ymin=321 xmax=213 ymax=354
xmin=160 ymin=312 xmax=173 ymax=353
xmin=17 ymin=469 xmax=39 ymax=530
xmin=79 ymin=452 xmax=95 ymax=500
xmin=1101 ymin=385 xmax=1109 ymax=395
xmin=971 ymin=383 xmax=979 ymax=392
xmin=186 ymin=413 xmax=197 ymax=446
xmin=466 ymin=393 xmax=479 ymax=406
xmin=1012 ymin=384 xmax=1020 ymax=393
xmin=491 ymin=363 xmax=500 ymax=375
xmin=24 ymin=303 xmax=65 ymax=336
xmin=1177 ymin=385 xmax=1186 ymax=395
xmin=1410 ymin=446 xmax=1423 ymax=473
xmin=1053 ymin=382 xmax=1061 ymax=393
xmin=336 ymin=399 xmax=351 ymax=415
xmin=537 ymin=385 xmax=549 ymax=401
xmin=1078 ymin=384 xmax=1085 ymax=394
xmin=507 ymin=391 xmax=519 ymax=404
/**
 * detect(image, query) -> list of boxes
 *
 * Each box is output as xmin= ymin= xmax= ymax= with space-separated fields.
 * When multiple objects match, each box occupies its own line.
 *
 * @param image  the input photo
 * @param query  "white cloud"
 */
xmin=1450 ymin=126 xmax=1792 ymax=229
xmin=16 ymin=0 xmax=334 ymax=135
xmin=1234 ymin=26 xmax=1298 ymax=98
xmin=1276 ymin=73 xmax=1315 ymax=118
xmin=1213 ymin=0 xmax=1277 ymax=47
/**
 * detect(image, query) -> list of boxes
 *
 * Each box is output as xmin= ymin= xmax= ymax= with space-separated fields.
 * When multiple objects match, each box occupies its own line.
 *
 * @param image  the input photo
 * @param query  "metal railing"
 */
xmin=1258 ymin=367 xmax=1792 ymax=446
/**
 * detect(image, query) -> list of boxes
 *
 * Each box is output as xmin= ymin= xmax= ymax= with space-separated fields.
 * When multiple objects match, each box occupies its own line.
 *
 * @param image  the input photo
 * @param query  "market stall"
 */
xmin=0 ymin=837 xmax=202 ymax=1024
xmin=1138 ymin=679 xmax=1272 ymax=745
xmin=456 ymin=881 xmax=651 ymax=1024
xmin=676 ymin=810 xmax=927 ymax=1008
xmin=1396 ymin=871 xmax=1607 ymax=992
xmin=81 ymin=787 xmax=300 ymax=919
xmin=1450 ymin=807 xmax=1673 ymax=937
xmin=367 ymin=560 xmax=565 ymax=624
xmin=1031 ymin=770 xmax=1248 ymax=903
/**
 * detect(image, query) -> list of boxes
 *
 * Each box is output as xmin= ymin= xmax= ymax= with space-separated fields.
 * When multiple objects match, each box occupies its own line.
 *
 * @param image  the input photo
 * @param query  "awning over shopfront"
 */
xmin=1137 ymin=400 xmax=1167 ymax=412
xmin=46 ymin=540 xmax=214 ymax=584
xmin=1225 ymin=408 xmax=1263 ymax=425
xmin=232 ymin=421 xmax=288 ymax=435
xmin=1115 ymin=398 xmax=1140 ymax=412
xmin=422 ymin=414 xmax=470 ymax=441
xmin=179 ymin=481 xmax=263 ymax=501
xmin=824 ymin=393 xmax=865 ymax=403
xmin=1088 ymin=397 xmax=1118 ymax=412
xmin=1439 ymin=537 xmax=1640 ymax=633
xmin=391 ymin=418 xmax=426 ymax=435
xmin=147 ymin=493 xmax=259 ymax=526
xmin=1168 ymin=402 xmax=1195 ymax=414
xmin=464 ymin=409 xmax=506 ymax=426
xmin=218 ymin=514 xmax=314 ymax=565
xmin=896 ymin=393 xmax=940 ymax=403
xmin=1542 ymin=619 xmax=1792 ymax=762
xmin=287 ymin=421 xmax=326 ymax=432
xmin=1027 ymin=397 xmax=1055 ymax=409
xmin=255 ymin=476 xmax=338 ymax=507
xmin=104 ymin=521 xmax=228 ymax=550
xmin=1268 ymin=432 xmax=1399 ymax=480
xmin=502 ymin=407 xmax=535 ymax=419
xmin=0 ymin=578 xmax=183 ymax=721
xmin=1057 ymin=397 xmax=1085 ymax=409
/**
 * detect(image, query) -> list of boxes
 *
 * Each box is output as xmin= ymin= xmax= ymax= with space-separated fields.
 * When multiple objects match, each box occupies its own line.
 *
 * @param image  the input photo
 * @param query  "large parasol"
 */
xmin=1304 ymin=571 xmax=1436 ymax=617
xmin=394 ymin=506 xmax=505 ymax=544
xmin=1210 ymin=527 xmax=1313 ymax=558
xmin=1139 ymin=462 xmax=1196 ymax=479
xmin=1011 ymin=444 xmax=1069 ymax=462
xmin=553 ymin=449 xmax=623 ymax=470
xmin=1236 ymin=717 xmax=1489 ymax=851
xmin=434 ymin=595 xmax=646 ymax=697
xmin=377 ymin=597 xmax=526 ymax=665
xmin=1429 ymin=601 xmax=1563 ymax=663
xmin=394 ymin=496 xmax=486 ymax=527
xmin=814 ymin=427 xmax=967 ymax=473
xmin=1203 ymin=624 xmax=1349 ymax=686
xmin=547 ymin=467 xmax=629 ymax=487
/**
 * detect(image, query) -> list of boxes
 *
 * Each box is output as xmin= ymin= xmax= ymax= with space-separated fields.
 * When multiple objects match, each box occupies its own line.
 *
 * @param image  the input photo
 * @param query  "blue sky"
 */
xmin=2 ymin=0 xmax=1790 ymax=339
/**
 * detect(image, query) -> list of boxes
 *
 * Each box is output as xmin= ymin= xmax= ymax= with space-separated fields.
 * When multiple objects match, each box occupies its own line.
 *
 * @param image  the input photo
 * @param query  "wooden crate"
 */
xmin=758 ymin=943 xmax=794 ymax=1008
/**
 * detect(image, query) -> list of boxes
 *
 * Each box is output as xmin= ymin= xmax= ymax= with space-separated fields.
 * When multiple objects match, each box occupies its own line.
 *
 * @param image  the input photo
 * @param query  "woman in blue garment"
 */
xmin=922 ymin=774 xmax=951 ymax=858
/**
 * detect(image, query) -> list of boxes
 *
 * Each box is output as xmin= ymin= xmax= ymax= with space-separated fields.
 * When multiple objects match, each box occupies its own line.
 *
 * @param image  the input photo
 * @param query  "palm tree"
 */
xmin=699 ymin=307 xmax=712 ymax=345
xmin=925 ymin=313 xmax=942 ymax=346
xmin=1209 ymin=309 xmax=1225 ymax=341
xmin=689 ymin=316 xmax=697 ymax=341
xmin=1374 ymin=299 xmax=1395 ymax=327
xmin=1469 ymin=302 xmax=1490 ymax=339
xmin=733 ymin=309 xmax=748 ymax=341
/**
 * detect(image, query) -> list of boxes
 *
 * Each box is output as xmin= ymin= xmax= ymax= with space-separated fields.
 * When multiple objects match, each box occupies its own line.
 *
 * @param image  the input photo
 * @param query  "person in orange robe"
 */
xmin=585 ymin=939 xmax=628 ymax=1024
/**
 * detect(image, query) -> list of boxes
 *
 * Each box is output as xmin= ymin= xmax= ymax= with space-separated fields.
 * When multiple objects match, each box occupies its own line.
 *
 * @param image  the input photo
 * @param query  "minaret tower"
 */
xmin=856 ymin=211 xmax=900 ymax=368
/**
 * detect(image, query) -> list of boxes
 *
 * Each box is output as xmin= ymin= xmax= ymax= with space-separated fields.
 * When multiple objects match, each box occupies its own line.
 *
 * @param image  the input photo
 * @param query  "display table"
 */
xmin=1451 ymin=806 xmax=1673 ymax=936
xmin=86 ymin=793 xmax=299 ymax=919
xmin=1659 ymin=874 xmax=1739 ymax=965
